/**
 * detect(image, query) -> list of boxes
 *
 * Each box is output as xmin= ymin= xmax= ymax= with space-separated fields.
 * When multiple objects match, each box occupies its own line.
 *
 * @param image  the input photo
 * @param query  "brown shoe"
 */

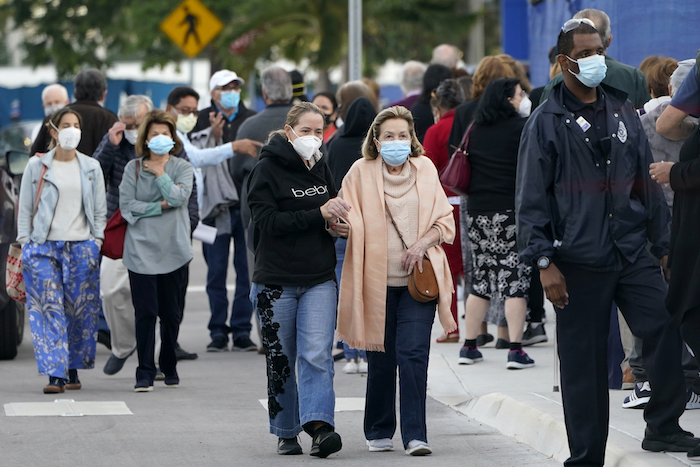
xmin=43 ymin=377 xmax=65 ymax=394
xmin=65 ymin=369 xmax=81 ymax=390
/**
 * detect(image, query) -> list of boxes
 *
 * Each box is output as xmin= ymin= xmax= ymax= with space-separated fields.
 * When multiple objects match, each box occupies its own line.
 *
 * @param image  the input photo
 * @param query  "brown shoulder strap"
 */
xmin=384 ymin=202 xmax=408 ymax=249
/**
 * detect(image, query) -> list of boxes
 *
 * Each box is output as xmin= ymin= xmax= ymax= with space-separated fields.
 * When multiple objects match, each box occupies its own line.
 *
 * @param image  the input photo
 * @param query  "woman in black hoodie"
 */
xmin=247 ymin=102 xmax=351 ymax=458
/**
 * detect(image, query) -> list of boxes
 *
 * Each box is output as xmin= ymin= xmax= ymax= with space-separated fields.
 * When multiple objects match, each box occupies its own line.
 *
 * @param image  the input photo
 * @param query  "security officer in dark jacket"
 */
xmin=516 ymin=20 xmax=698 ymax=467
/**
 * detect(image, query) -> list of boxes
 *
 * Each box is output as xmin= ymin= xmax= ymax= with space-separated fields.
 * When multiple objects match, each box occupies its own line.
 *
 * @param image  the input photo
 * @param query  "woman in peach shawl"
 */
xmin=336 ymin=106 xmax=456 ymax=456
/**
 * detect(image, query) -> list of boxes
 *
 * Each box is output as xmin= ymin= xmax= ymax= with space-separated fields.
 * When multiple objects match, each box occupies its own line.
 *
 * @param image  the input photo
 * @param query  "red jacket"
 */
xmin=422 ymin=109 xmax=458 ymax=198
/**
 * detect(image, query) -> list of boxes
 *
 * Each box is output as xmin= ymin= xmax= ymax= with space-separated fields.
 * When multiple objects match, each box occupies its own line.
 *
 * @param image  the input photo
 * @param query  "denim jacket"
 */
xmin=17 ymin=149 xmax=107 ymax=243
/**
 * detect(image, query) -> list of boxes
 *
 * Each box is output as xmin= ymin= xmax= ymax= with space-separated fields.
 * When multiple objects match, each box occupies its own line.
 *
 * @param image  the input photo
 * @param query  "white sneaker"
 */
xmin=687 ymin=390 xmax=700 ymax=410
xmin=367 ymin=438 xmax=393 ymax=452
xmin=357 ymin=359 xmax=368 ymax=374
xmin=342 ymin=360 xmax=358 ymax=374
xmin=405 ymin=440 xmax=432 ymax=456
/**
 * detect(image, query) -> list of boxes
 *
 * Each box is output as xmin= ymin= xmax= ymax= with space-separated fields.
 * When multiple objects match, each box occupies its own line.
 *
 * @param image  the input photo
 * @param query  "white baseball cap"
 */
xmin=209 ymin=70 xmax=245 ymax=91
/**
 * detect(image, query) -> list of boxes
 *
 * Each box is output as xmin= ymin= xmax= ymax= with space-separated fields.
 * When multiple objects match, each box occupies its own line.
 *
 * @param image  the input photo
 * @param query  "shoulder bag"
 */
xmin=385 ymin=202 xmax=439 ymax=303
xmin=7 ymin=163 xmax=47 ymax=302
xmin=439 ymin=122 xmax=474 ymax=196
xmin=101 ymin=160 xmax=140 ymax=260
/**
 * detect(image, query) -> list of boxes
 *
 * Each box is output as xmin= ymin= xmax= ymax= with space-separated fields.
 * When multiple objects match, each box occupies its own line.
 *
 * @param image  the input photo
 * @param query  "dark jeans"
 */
xmin=203 ymin=208 xmax=253 ymax=341
xmin=129 ymin=264 xmax=188 ymax=384
xmin=365 ymin=287 xmax=436 ymax=448
xmin=555 ymin=251 xmax=685 ymax=467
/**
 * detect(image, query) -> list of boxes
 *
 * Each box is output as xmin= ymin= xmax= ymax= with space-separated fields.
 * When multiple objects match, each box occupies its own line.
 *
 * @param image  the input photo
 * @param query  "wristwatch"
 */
xmin=536 ymin=256 xmax=551 ymax=270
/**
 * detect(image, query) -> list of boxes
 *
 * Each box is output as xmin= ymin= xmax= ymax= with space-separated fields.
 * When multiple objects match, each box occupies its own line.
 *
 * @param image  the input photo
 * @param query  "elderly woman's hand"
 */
xmin=320 ymin=197 xmax=351 ymax=222
xmin=402 ymin=238 xmax=429 ymax=274
xmin=402 ymin=227 xmax=442 ymax=274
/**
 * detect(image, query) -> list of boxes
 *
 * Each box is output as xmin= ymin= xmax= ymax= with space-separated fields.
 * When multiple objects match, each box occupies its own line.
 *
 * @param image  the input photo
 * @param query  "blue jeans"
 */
xmin=335 ymin=238 xmax=367 ymax=361
xmin=251 ymin=280 xmax=337 ymax=437
xmin=203 ymin=208 xmax=253 ymax=341
xmin=365 ymin=287 xmax=436 ymax=448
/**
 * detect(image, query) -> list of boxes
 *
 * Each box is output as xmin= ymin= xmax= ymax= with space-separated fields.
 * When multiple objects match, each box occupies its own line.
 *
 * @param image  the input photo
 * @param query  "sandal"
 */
xmin=436 ymin=332 xmax=460 ymax=343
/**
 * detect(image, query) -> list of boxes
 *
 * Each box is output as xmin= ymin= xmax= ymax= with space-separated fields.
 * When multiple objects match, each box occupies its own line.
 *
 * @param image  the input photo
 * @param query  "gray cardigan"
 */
xmin=119 ymin=156 xmax=194 ymax=274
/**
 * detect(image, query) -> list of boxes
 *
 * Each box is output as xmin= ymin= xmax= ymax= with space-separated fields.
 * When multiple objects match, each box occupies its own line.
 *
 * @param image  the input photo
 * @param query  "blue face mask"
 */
xmin=220 ymin=91 xmax=241 ymax=109
xmin=147 ymin=134 xmax=175 ymax=155
xmin=379 ymin=140 xmax=411 ymax=166
xmin=566 ymin=54 xmax=607 ymax=88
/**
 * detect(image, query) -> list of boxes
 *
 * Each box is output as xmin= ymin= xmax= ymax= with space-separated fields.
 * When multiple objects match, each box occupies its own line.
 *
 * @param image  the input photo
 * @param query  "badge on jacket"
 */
xmin=617 ymin=121 xmax=627 ymax=143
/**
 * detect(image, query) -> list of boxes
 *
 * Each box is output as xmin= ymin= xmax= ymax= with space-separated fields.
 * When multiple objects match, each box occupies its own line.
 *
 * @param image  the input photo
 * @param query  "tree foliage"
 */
xmin=2 ymin=0 xmax=478 ymax=80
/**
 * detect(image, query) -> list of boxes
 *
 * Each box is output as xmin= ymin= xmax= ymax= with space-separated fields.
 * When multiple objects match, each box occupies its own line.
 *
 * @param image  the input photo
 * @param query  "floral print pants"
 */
xmin=23 ymin=240 xmax=101 ymax=379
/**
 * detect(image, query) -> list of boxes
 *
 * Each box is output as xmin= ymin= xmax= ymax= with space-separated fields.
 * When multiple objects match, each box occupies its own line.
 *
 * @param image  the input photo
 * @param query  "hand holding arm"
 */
xmin=320 ymin=197 xmax=351 ymax=222
xmin=649 ymin=161 xmax=675 ymax=184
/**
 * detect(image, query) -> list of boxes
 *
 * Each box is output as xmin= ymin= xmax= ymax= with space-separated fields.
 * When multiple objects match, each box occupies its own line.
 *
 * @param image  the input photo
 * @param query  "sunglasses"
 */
xmin=561 ymin=18 xmax=596 ymax=33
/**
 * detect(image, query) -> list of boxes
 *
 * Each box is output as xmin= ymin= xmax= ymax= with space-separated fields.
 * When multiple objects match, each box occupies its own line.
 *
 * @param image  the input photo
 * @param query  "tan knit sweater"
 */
xmin=383 ymin=162 xmax=418 ymax=286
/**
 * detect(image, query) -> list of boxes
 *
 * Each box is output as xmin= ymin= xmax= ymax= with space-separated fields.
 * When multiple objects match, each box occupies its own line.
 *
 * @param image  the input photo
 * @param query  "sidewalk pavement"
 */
xmin=426 ymin=302 xmax=700 ymax=467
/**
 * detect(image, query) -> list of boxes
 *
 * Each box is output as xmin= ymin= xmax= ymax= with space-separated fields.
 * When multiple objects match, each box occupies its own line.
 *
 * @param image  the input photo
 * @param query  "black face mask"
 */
xmin=324 ymin=113 xmax=335 ymax=126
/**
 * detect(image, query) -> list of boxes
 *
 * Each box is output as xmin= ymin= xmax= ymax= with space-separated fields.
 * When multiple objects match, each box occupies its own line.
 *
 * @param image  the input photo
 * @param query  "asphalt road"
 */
xmin=0 ymin=246 xmax=561 ymax=467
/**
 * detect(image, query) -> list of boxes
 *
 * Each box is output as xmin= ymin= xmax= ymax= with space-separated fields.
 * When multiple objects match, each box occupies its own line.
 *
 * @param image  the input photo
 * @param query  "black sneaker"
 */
xmin=175 ymin=344 xmax=198 ymax=360
xmin=134 ymin=380 xmax=153 ymax=393
xmin=155 ymin=367 xmax=165 ymax=381
xmin=688 ymin=443 xmax=700 ymax=462
xmin=476 ymin=333 xmax=494 ymax=347
xmin=522 ymin=324 xmax=548 ymax=346
xmin=164 ymin=374 xmax=180 ymax=388
xmin=495 ymin=338 xmax=510 ymax=349
xmin=277 ymin=437 xmax=303 ymax=455
xmin=310 ymin=430 xmax=342 ymax=458
xmin=43 ymin=377 xmax=65 ymax=394
xmin=103 ymin=352 xmax=132 ymax=375
xmin=232 ymin=336 xmax=258 ymax=352
xmin=642 ymin=428 xmax=700 ymax=452
xmin=65 ymin=369 xmax=81 ymax=390
xmin=206 ymin=337 xmax=229 ymax=352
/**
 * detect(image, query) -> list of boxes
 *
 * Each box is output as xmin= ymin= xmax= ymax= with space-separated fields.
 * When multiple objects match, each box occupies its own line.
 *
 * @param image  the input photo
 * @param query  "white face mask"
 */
xmin=51 ymin=121 xmax=81 ymax=151
xmin=176 ymin=113 xmax=197 ymax=134
xmin=44 ymin=103 xmax=66 ymax=117
xmin=124 ymin=129 xmax=139 ymax=145
xmin=518 ymin=96 xmax=532 ymax=117
xmin=290 ymin=128 xmax=322 ymax=160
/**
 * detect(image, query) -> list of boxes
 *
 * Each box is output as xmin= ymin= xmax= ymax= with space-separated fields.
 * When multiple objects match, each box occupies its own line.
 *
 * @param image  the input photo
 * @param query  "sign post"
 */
xmin=160 ymin=0 xmax=223 ymax=58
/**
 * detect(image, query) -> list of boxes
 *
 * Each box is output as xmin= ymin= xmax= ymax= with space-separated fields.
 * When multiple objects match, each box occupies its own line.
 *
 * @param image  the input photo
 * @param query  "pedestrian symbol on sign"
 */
xmin=181 ymin=7 xmax=200 ymax=47
xmin=160 ymin=0 xmax=223 ymax=58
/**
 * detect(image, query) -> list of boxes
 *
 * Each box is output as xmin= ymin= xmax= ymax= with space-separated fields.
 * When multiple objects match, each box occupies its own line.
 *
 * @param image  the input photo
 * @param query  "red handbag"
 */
xmin=101 ymin=160 xmax=139 ymax=260
xmin=101 ymin=209 xmax=127 ymax=260
xmin=439 ymin=123 xmax=474 ymax=196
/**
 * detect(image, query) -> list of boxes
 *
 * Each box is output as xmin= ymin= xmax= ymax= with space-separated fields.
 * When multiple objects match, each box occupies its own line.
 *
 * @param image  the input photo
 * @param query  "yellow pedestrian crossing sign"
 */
xmin=160 ymin=0 xmax=223 ymax=58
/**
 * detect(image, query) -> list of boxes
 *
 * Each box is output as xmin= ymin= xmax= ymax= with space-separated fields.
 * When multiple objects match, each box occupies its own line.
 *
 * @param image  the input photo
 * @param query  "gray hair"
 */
xmin=41 ymin=83 xmax=69 ymax=103
xmin=401 ymin=61 xmax=427 ymax=94
xmin=431 ymin=44 xmax=461 ymax=68
xmin=118 ymin=95 xmax=154 ymax=121
xmin=261 ymin=66 xmax=293 ymax=103
xmin=670 ymin=59 xmax=697 ymax=97
xmin=573 ymin=9 xmax=611 ymax=48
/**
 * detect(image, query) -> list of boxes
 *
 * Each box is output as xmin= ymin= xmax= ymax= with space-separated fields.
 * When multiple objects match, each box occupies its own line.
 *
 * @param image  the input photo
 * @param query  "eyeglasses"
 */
xmin=561 ymin=18 xmax=596 ymax=33
xmin=174 ymin=107 xmax=199 ymax=117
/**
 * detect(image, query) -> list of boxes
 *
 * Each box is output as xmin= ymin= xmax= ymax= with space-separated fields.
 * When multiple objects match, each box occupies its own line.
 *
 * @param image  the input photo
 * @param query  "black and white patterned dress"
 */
xmin=467 ymin=210 xmax=531 ymax=301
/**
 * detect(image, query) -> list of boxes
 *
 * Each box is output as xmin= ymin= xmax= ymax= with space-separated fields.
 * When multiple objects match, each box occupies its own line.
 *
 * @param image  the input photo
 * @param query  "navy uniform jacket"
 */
xmin=515 ymin=82 xmax=670 ymax=272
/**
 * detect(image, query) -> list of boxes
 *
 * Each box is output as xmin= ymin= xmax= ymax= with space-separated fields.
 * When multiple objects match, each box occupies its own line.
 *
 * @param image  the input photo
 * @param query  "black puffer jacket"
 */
xmin=516 ymin=82 xmax=670 ymax=271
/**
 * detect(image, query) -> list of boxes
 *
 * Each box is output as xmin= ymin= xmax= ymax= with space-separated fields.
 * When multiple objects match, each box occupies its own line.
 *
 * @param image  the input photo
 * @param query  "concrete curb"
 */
xmin=427 ymin=352 xmax=681 ymax=467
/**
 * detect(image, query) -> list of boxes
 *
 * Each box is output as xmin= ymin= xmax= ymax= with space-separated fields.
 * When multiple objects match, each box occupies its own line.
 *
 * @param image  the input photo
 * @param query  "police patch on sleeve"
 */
xmin=617 ymin=121 xmax=627 ymax=143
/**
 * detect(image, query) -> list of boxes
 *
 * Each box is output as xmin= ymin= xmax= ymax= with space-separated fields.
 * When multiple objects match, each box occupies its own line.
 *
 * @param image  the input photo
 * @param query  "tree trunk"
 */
xmin=315 ymin=68 xmax=332 ymax=92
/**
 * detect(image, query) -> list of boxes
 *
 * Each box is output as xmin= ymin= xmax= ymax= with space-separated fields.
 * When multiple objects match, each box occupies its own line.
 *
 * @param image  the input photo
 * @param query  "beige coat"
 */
xmin=336 ymin=155 xmax=457 ymax=351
